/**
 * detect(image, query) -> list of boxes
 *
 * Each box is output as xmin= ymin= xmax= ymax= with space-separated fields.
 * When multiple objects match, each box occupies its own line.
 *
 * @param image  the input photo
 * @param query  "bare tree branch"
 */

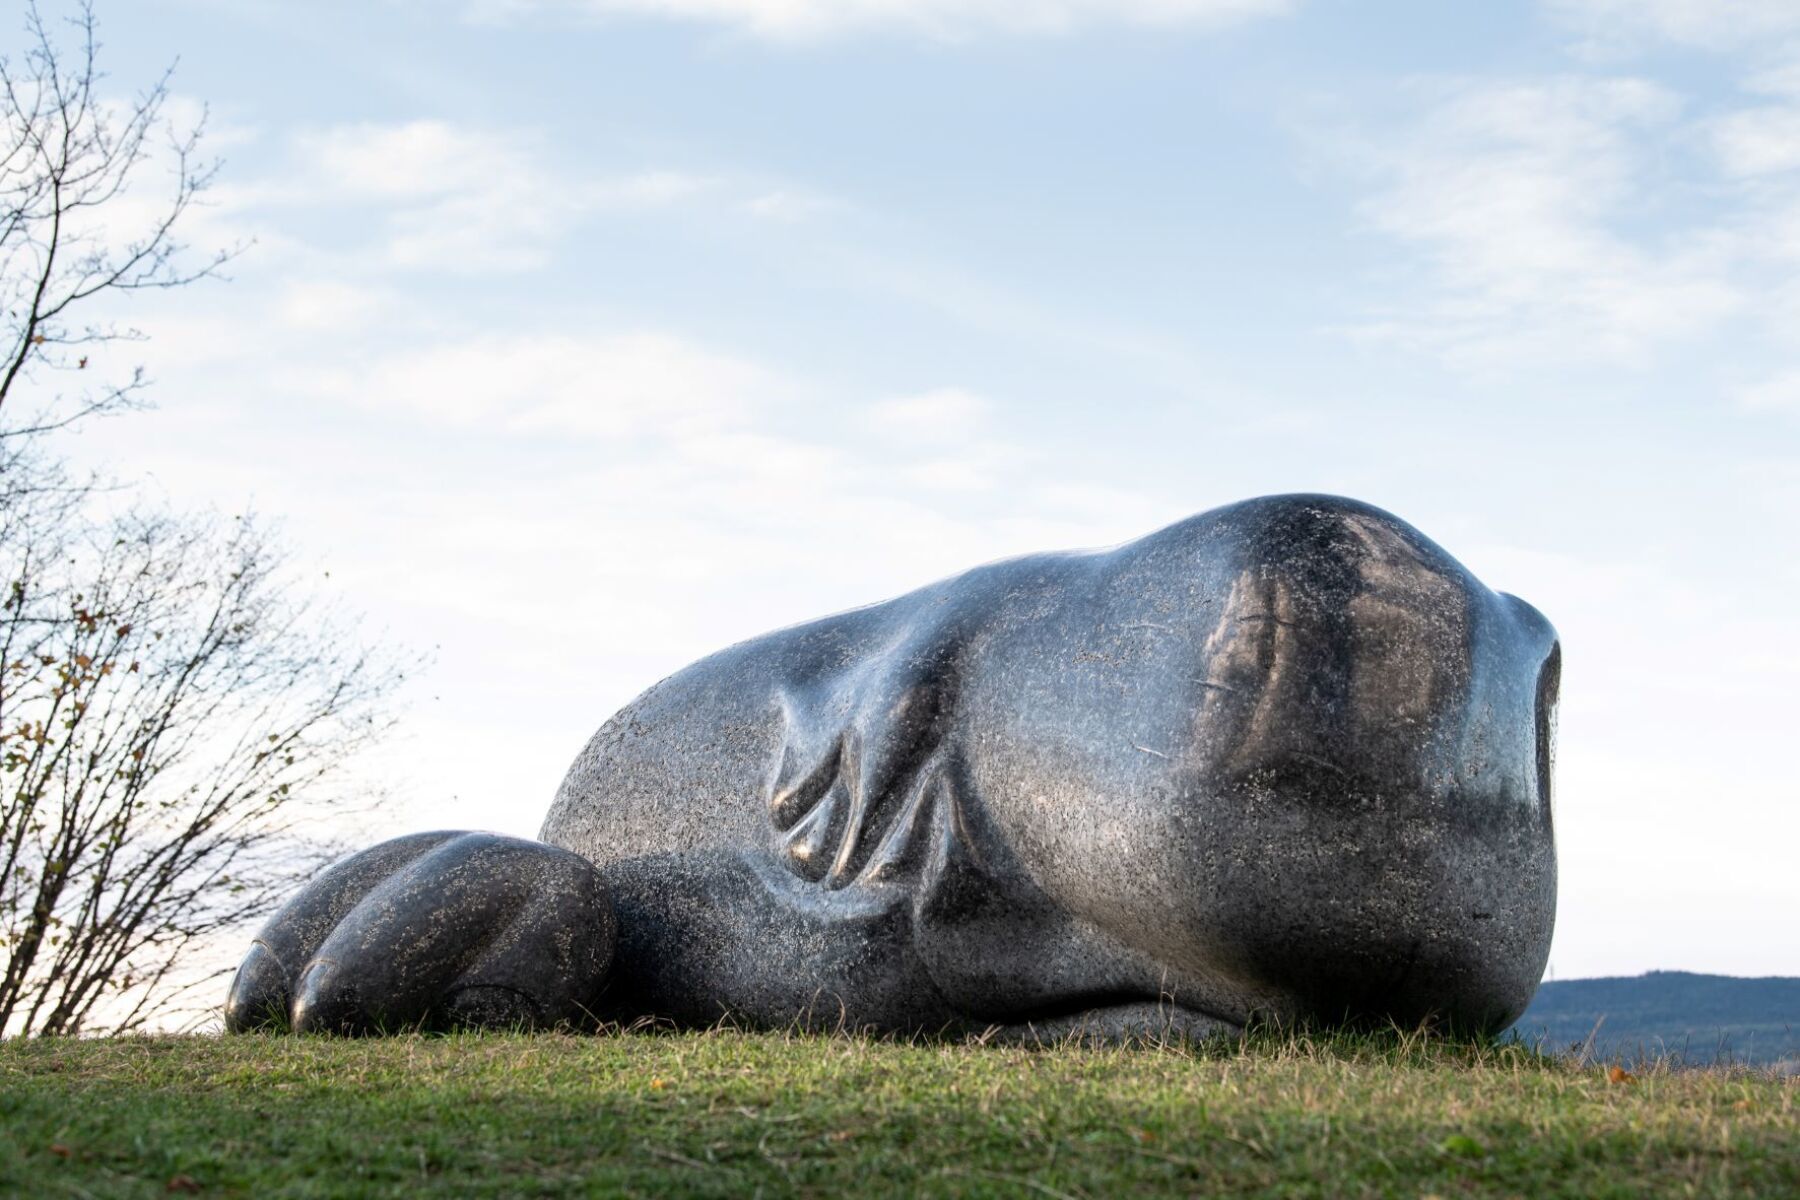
xmin=0 ymin=4 xmax=406 ymax=1037
xmin=0 ymin=0 xmax=239 ymax=436
xmin=0 ymin=476 xmax=407 ymax=1035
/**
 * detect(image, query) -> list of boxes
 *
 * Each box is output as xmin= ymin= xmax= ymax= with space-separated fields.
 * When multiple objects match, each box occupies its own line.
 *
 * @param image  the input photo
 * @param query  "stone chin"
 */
xmin=539 ymin=493 xmax=1560 ymax=1038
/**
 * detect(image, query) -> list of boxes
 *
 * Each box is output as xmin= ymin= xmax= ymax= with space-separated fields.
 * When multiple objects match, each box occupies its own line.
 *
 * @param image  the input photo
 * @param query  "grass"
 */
xmin=1 ymin=1026 xmax=1794 ymax=1198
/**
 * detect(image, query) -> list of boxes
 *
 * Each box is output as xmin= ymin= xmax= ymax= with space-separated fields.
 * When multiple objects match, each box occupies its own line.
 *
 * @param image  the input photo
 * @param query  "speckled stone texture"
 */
xmin=229 ymin=493 xmax=1559 ymax=1039
xmin=224 ymin=832 xmax=614 ymax=1033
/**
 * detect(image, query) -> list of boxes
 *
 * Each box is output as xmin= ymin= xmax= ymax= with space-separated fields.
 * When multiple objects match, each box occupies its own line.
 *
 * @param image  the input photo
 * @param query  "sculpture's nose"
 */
xmin=1061 ymin=496 xmax=1558 ymax=1033
xmin=1190 ymin=494 xmax=1481 ymax=800
xmin=1198 ymin=508 xmax=1557 ymax=1030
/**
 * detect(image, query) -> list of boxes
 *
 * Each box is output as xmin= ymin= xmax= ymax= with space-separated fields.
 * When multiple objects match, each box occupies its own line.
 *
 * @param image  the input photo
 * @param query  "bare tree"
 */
xmin=0 ymin=5 xmax=406 ymax=1036
xmin=1 ymin=0 xmax=233 ymax=435
xmin=0 ymin=489 xmax=403 ymax=1036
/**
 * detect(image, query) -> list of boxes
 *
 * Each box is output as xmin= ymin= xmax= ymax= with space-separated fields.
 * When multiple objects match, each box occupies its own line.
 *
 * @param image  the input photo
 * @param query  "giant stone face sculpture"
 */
xmin=226 ymin=494 xmax=1560 ymax=1040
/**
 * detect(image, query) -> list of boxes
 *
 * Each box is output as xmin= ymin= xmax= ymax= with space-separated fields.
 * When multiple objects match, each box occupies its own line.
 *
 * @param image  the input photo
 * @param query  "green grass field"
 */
xmin=2 ymin=1027 xmax=1793 ymax=1198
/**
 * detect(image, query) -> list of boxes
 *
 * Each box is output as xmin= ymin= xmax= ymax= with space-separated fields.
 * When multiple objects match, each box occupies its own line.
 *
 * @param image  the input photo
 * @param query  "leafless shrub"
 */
xmin=0 ymin=4 xmax=405 ymax=1036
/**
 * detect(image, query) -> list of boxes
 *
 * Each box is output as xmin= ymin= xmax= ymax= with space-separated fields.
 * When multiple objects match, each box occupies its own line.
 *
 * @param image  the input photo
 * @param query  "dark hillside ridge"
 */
xmin=1508 ymin=971 xmax=1799 ymax=1066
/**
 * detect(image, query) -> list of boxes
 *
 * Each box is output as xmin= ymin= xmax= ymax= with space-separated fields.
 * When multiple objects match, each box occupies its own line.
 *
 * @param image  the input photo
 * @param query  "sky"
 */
xmin=21 ymin=0 xmax=1800 ymax=980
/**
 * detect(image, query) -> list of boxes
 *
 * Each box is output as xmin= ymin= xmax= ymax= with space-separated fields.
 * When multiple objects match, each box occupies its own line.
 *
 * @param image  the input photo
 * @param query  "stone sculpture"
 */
xmin=226 ymin=494 xmax=1560 ymax=1040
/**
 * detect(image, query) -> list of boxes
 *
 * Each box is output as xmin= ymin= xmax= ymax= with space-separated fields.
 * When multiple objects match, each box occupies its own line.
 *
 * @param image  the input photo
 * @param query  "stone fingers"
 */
xmin=224 ymin=831 xmax=466 ymax=1032
xmin=288 ymin=833 xmax=613 ymax=1035
xmin=226 ymin=831 xmax=614 ymax=1036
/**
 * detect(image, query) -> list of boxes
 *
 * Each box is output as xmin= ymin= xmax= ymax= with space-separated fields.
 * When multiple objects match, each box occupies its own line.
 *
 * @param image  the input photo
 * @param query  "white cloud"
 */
xmin=1543 ymin=0 xmax=1800 ymax=51
xmin=297 ymin=331 xmax=776 ymax=438
xmin=1301 ymin=8 xmax=1800 ymax=378
xmin=223 ymin=328 xmax=1167 ymax=736
xmin=1740 ymin=369 xmax=1800 ymax=414
xmin=1745 ymin=53 xmax=1800 ymax=98
xmin=1712 ymin=105 xmax=1800 ymax=176
xmin=295 ymin=336 xmax=1038 ymax=499
xmin=457 ymin=0 xmax=1293 ymax=40
xmin=861 ymin=389 xmax=1031 ymax=491
xmin=302 ymin=120 xmax=511 ymax=200
xmin=268 ymin=119 xmax=836 ymax=272
xmin=604 ymin=170 xmax=717 ymax=205
xmin=746 ymin=188 xmax=839 ymax=221
xmin=898 ymin=457 xmax=1002 ymax=493
xmin=275 ymin=280 xmax=398 ymax=333
xmin=300 ymin=121 xmax=709 ymax=210
xmin=1342 ymin=76 xmax=1749 ymax=367
xmin=864 ymin=387 xmax=991 ymax=440
xmin=289 ymin=121 xmax=711 ymax=271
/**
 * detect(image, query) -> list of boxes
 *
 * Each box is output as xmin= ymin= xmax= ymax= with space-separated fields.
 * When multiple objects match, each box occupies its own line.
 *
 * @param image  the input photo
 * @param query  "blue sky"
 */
xmin=35 ymin=0 xmax=1800 ymax=978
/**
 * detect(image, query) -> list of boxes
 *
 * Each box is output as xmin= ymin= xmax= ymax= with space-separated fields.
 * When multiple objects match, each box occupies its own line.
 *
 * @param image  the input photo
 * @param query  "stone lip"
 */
xmin=229 ymin=493 xmax=1558 ymax=1040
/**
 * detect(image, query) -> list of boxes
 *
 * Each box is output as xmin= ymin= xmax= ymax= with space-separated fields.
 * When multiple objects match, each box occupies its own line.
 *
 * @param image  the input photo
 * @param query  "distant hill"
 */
xmin=1508 ymin=971 xmax=1800 ymax=1067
